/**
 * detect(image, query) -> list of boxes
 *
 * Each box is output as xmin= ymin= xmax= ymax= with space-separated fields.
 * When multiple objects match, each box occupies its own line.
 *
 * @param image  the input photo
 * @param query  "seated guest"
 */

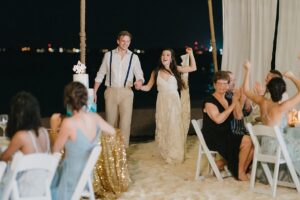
xmin=226 ymin=71 xmax=252 ymax=135
xmin=0 ymin=91 xmax=50 ymax=196
xmin=243 ymin=61 xmax=300 ymax=177
xmin=251 ymin=69 xmax=289 ymax=122
xmin=202 ymin=71 xmax=253 ymax=181
xmin=50 ymin=82 xmax=115 ymax=200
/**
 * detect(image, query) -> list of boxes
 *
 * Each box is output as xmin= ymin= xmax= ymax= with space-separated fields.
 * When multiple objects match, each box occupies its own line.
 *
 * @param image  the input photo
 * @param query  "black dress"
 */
xmin=201 ymin=94 xmax=243 ymax=179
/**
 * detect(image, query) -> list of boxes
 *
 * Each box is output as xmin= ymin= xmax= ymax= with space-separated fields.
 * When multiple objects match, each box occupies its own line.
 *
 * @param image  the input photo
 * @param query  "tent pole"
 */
xmin=80 ymin=0 xmax=86 ymax=68
xmin=208 ymin=0 xmax=218 ymax=72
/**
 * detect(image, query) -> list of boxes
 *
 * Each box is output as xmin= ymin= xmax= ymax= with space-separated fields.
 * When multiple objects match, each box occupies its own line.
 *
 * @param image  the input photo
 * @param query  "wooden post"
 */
xmin=208 ymin=0 xmax=218 ymax=72
xmin=80 ymin=0 xmax=86 ymax=69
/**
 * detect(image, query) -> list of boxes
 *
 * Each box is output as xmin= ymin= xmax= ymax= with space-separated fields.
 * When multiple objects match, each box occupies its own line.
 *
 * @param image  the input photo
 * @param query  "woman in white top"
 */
xmin=0 ymin=91 xmax=50 ymax=197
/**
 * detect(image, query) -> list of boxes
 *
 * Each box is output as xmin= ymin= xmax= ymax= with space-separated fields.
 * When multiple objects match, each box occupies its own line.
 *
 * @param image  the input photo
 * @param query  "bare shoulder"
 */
xmin=10 ymin=130 xmax=28 ymax=144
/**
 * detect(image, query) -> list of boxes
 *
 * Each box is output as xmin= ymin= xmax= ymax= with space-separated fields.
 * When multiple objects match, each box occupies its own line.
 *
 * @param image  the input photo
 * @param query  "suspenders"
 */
xmin=109 ymin=50 xmax=134 ymax=87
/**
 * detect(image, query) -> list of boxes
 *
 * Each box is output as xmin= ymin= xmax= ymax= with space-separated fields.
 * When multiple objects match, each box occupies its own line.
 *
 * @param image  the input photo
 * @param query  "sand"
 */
xmin=118 ymin=135 xmax=300 ymax=200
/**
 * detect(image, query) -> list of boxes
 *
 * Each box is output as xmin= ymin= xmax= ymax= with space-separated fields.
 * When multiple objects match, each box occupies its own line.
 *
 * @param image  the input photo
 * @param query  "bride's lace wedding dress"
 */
xmin=155 ymin=72 xmax=185 ymax=164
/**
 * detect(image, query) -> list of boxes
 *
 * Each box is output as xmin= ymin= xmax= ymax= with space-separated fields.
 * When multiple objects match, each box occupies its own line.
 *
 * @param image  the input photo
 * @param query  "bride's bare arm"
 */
xmin=176 ymin=47 xmax=197 ymax=73
xmin=141 ymin=71 xmax=155 ymax=92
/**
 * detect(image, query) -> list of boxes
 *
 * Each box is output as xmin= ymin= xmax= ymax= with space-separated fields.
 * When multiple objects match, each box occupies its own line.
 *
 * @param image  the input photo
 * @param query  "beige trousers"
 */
xmin=104 ymin=87 xmax=133 ymax=147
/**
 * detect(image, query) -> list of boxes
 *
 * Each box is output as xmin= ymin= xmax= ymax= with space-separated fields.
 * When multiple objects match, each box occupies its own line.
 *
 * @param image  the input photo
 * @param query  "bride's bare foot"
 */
xmin=238 ymin=172 xmax=249 ymax=181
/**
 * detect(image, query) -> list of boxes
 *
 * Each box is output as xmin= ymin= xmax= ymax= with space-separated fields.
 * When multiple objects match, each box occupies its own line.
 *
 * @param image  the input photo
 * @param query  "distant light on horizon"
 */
xmin=72 ymin=48 xmax=80 ymax=53
xmin=48 ymin=47 xmax=54 ymax=53
xmin=21 ymin=47 xmax=30 ymax=52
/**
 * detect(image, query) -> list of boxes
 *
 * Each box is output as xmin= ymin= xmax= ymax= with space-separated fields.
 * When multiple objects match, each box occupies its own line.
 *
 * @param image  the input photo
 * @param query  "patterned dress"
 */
xmin=155 ymin=72 xmax=185 ymax=164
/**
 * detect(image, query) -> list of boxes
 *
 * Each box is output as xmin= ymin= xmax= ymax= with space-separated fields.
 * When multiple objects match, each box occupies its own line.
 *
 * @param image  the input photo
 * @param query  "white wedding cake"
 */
xmin=73 ymin=61 xmax=97 ymax=112
xmin=73 ymin=61 xmax=89 ymax=88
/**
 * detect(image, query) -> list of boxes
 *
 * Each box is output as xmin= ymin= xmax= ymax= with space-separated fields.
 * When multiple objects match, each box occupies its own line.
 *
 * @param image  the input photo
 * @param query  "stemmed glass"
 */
xmin=0 ymin=114 xmax=8 ymax=137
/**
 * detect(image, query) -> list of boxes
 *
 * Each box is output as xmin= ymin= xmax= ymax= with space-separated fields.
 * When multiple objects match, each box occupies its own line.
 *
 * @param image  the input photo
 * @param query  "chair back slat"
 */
xmin=71 ymin=144 xmax=101 ymax=200
xmin=2 ymin=152 xmax=61 ymax=200
xmin=0 ymin=161 xmax=7 ymax=181
xmin=246 ymin=122 xmax=300 ymax=197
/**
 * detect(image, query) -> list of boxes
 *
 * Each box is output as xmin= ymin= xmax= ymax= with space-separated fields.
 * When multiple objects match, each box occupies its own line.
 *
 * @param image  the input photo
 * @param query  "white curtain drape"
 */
xmin=222 ymin=0 xmax=277 ymax=87
xmin=276 ymin=0 xmax=300 ymax=108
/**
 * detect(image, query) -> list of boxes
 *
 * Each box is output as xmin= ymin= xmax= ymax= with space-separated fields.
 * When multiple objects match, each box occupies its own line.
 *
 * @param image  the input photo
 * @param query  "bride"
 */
xmin=139 ymin=47 xmax=196 ymax=164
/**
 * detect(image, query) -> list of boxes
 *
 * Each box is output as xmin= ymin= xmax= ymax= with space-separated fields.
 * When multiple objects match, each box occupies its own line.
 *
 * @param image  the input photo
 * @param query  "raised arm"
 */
xmin=232 ymin=88 xmax=243 ymax=120
xmin=140 ymin=71 xmax=155 ymax=92
xmin=177 ymin=47 xmax=197 ymax=73
xmin=242 ymin=60 xmax=264 ymax=104
xmin=279 ymin=71 xmax=300 ymax=112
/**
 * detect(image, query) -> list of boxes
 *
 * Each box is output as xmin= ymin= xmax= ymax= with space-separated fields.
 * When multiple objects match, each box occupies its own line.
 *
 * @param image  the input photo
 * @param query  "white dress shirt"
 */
xmin=95 ymin=48 xmax=144 ymax=87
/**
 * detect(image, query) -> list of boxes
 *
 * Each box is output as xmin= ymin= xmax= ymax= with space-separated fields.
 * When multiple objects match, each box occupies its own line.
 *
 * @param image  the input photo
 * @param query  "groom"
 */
xmin=93 ymin=30 xmax=144 ymax=147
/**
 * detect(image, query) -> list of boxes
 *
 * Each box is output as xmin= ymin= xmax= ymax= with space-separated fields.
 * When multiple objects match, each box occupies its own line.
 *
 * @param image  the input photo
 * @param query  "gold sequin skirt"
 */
xmin=93 ymin=129 xmax=130 ymax=199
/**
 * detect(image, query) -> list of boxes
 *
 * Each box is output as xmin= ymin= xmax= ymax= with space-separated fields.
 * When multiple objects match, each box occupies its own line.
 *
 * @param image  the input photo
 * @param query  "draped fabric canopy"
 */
xmin=221 ymin=0 xmax=277 ymax=87
xmin=276 ymin=0 xmax=300 ymax=108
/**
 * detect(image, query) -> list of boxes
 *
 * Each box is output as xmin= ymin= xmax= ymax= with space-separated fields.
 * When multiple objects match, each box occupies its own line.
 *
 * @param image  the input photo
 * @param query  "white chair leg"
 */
xmin=206 ymin=153 xmax=223 ymax=182
xmin=271 ymin=162 xmax=280 ymax=197
xmin=88 ymin=179 xmax=95 ymax=200
xmin=249 ymin=157 xmax=257 ymax=191
xmin=261 ymin=163 xmax=273 ymax=187
xmin=195 ymin=145 xmax=203 ymax=180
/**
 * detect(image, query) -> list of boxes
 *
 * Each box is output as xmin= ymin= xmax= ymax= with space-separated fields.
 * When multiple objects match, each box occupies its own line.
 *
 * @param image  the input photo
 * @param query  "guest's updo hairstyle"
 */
xmin=64 ymin=82 xmax=88 ymax=111
xmin=267 ymin=77 xmax=286 ymax=102
xmin=212 ymin=71 xmax=230 ymax=83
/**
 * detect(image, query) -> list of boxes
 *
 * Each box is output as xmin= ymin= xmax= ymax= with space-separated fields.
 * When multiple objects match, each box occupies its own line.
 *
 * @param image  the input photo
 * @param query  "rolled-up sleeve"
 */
xmin=133 ymin=55 xmax=144 ymax=83
xmin=95 ymin=52 xmax=109 ymax=83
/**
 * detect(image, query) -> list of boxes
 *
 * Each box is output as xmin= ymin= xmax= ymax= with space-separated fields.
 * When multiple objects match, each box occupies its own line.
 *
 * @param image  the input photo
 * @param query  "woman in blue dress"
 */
xmin=50 ymin=82 xmax=115 ymax=200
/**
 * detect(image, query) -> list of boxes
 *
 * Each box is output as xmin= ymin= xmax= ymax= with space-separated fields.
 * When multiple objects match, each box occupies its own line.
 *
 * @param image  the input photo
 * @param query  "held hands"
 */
xmin=134 ymin=80 xmax=143 ymax=90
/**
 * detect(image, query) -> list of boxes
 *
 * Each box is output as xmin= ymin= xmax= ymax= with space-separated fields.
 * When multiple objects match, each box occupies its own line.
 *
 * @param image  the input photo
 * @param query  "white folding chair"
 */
xmin=71 ymin=144 xmax=101 ymax=200
xmin=0 ymin=161 xmax=7 ymax=181
xmin=246 ymin=123 xmax=300 ymax=197
xmin=1 ymin=152 xmax=61 ymax=200
xmin=191 ymin=119 xmax=225 ymax=182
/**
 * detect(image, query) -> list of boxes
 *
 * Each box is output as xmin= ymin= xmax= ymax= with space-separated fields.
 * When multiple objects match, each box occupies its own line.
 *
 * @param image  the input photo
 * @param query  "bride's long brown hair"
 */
xmin=154 ymin=48 xmax=186 ymax=90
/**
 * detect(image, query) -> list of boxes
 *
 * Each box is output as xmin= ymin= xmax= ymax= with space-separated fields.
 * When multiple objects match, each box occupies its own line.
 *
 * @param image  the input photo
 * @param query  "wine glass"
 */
xmin=0 ymin=114 xmax=8 ymax=137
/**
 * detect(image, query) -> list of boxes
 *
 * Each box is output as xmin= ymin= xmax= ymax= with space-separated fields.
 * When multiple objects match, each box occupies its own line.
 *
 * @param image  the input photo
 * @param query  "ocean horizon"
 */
xmin=0 ymin=48 xmax=218 ymax=117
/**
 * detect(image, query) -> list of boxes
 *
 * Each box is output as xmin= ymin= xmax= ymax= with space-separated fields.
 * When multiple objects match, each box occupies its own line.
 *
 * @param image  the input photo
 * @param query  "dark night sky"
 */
xmin=0 ymin=0 xmax=223 ymax=49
